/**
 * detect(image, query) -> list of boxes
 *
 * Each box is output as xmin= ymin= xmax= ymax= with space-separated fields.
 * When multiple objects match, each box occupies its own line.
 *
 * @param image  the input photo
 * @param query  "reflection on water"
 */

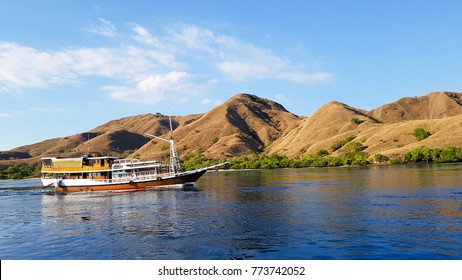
xmin=0 ymin=163 xmax=461 ymax=259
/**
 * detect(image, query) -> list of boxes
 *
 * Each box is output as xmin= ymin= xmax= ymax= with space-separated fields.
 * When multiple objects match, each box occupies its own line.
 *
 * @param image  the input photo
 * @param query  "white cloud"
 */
xmin=217 ymin=61 xmax=271 ymax=81
xmin=217 ymin=60 xmax=332 ymax=83
xmin=170 ymin=25 xmax=217 ymax=55
xmin=104 ymin=71 xmax=196 ymax=104
xmin=138 ymin=71 xmax=190 ymax=93
xmin=201 ymin=98 xmax=221 ymax=106
xmin=0 ymin=42 xmax=76 ymax=88
xmin=0 ymin=113 xmax=10 ymax=118
xmin=68 ymin=46 xmax=157 ymax=79
xmin=89 ymin=18 xmax=119 ymax=38
xmin=274 ymin=94 xmax=289 ymax=104
xmin=29 ymin=107 xmax=68 ymax=113
xmin=169 ymin=24 xmax=332 ymax=83
xmin=131 ymin=24 xmax=163 ymax=48
xmin=201 ymin=98 xmax=211 ymax=105
xmin=0 ymin=22 xmax=333 ymax=106
xmin=0 ymin=42 xmax=183 ymax=89
xmin=277 ymin=72 xmax=333 ymax=83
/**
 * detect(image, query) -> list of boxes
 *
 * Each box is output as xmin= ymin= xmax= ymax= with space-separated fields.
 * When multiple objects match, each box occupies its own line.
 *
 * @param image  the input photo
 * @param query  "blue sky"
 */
xmin=1 ymin=0 xmax=461 ymax=150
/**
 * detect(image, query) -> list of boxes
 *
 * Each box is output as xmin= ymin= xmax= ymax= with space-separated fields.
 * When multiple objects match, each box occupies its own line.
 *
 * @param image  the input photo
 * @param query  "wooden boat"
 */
xmin=40 ymin=118 xmax=225 ymax=193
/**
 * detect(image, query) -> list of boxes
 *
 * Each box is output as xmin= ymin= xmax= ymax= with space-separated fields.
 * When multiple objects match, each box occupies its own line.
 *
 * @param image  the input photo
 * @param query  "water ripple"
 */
xmin=1 ymin=165 xmax=462 ymax=259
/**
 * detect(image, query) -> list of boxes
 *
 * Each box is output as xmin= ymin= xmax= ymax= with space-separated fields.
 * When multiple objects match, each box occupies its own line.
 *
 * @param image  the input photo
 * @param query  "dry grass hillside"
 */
xmin=356 ymin=114 xmax=462 ymax=158
xmin=3 ymin=113 xmax=201 ymax=162
xmin=369 ymin=92 xmax=462 ymax=123
xmin=133 ymin=93 xmax=301 ymax=160
xmin=2 ymin=91 xmax=462 ymax=167
xmin=268 ymin=91 xmax=462 ymax=159
xmin=267 ymin=101 xmax=380 ymax=157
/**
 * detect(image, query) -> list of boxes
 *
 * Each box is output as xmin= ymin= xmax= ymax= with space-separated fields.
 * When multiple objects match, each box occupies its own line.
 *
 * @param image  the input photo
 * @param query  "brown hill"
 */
xmin=355 ymin=114 xmax=462 ymax=158
xmin=267 ymin=101 xmax=380 ymax=157
xmin=7 ymin=113 xmax=201 ymax=160
xmin=134 ymin=93 xmax=301 ymax=160
xmin=369 ymin=91 xmax=462 ymax=123
xmin=268 ymin=91 xmax=462 ymax=159
xmin=2 ymin=91 xmax=462 ymax=168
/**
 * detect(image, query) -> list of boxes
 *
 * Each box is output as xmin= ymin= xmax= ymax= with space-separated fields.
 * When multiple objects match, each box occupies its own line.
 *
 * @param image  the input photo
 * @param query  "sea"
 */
xmin=1 ymin=163 xmax=461 ymax=260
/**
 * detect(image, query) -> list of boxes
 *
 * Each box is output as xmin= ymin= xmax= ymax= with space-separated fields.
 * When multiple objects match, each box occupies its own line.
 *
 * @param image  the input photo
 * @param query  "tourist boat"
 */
xmin=40 ymin=124 xmax=225 ymax=193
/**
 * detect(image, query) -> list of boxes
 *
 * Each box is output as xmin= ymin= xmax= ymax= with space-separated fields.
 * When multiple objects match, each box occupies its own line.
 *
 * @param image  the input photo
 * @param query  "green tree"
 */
xmin=316 ymin=149 xmax=329 ymax=157
xmin=374 ymin=154 xmax=389 ymax=163
xmin=331 ymin=135 xmax=355 ymax=151
xmin=181 ymin=153 xmax=219 ymax=170
xmin=404 ymin=146 xmax=432 ymax=162
xmin=351 ymin=117 xmax=363 ymax=125
xmin=340 ymin=141 xmax=369 ymax=165
xmin=390 ymin=157 xmax=404 ymax=164
xmin=434 ymin=146 xmax=461 ymax=163
xmin=352 ymin=153 xmax=369 ymax=165
xmin=413 ymin=128 xmax=431 ymax=141
xmin=0 ymin=164 xmax=40 ymax=179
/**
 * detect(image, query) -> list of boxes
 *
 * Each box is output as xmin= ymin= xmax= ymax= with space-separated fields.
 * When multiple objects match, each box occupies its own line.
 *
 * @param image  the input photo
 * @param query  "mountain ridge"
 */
xmin=1 ymin=91 xmax=462 ymax=166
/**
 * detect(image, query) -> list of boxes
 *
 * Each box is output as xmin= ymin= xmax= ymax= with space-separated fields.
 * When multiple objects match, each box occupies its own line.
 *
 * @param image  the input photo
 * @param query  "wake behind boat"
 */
xmin=40 ymin=115 xmax=225 ymax=193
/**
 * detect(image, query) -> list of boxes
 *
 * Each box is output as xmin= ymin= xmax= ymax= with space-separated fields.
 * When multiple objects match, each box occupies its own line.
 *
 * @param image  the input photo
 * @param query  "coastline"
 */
xmin=2 ymin=160 xmax=462 ymax=182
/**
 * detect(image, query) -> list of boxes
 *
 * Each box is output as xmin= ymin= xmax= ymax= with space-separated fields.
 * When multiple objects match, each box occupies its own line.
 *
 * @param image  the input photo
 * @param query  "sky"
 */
xmin=1 ymin=0 xmax=461 ymax=150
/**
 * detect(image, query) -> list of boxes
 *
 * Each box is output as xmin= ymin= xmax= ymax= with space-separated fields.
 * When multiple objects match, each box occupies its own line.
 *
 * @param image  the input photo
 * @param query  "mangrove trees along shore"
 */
xmin=181 ymin=145 xmax=462 ymax=171
xmin=2 ymin=146 xmax=462 ymax=179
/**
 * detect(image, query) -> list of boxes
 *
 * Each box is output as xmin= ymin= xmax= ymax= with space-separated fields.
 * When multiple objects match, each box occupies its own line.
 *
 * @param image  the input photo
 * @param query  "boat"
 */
xmin=40 ymin=117 xmax=226 ymax=193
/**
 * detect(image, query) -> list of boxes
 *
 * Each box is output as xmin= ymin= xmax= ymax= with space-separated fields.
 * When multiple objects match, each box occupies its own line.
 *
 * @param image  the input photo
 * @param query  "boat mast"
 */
xmin=146 ymin=111 xmax=180 ymax=174
xmin=168 ymin=111 xmax=180 ymax=173
xmin=87 ymin=133 xmax=90 ymax=153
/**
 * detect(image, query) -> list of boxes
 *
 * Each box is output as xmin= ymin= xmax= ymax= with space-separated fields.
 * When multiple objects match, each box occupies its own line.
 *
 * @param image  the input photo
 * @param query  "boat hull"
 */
xmin=43 ymin=170 xmax=207 ymax=193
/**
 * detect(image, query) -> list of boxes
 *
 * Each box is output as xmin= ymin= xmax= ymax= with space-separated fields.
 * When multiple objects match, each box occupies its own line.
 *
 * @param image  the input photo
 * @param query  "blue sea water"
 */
xmin=0 ymin=164 xmax=461 ymax=260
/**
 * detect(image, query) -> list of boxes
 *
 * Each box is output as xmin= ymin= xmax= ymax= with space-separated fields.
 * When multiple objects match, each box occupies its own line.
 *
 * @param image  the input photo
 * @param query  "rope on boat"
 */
xmin=41 ymin=183 xmax=54 ymax=189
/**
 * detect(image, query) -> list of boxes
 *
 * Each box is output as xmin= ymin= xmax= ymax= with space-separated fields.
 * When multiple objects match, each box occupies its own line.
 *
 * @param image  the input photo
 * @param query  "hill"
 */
xmin=0 ymin=93 xmax=300 ymax=165
xmin=3 ymin=113 xmax=201 ymax=161
xmin=133 ymin=93 xmax=301 ymax=160
xmin=1 ymin=91 xmax=462 ymax=168
xmin=369 ymin=91 xmax=462 ymax=123
xmin=266 ymin=101 xmax=380 ymax=157
xmin=267 ymin=91 xmax=462 ymax=158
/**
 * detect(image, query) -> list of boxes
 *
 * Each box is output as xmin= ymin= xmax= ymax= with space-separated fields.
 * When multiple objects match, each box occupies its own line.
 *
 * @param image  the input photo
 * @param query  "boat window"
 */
xmin=42 ymin=158 xmax=53 ymax=167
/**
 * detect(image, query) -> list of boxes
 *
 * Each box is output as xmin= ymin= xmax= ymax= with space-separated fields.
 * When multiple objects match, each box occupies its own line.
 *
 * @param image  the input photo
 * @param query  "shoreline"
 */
xmin=2 ymin=161 xmax=461 ymax=182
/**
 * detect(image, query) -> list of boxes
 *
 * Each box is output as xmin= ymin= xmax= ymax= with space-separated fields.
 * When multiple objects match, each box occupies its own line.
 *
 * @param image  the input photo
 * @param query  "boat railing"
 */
xmin=112 ymin=158 xmax=140 ymax=168
xmin=112 ymin=159 xmax=163 ymax=169
xmin=113 ymin=158 xmax=141 ymax=164
xmin=41 ymin=166 xmax=109 ymax=172
xmin=93 ymin=169 xmax=169 ymax=184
